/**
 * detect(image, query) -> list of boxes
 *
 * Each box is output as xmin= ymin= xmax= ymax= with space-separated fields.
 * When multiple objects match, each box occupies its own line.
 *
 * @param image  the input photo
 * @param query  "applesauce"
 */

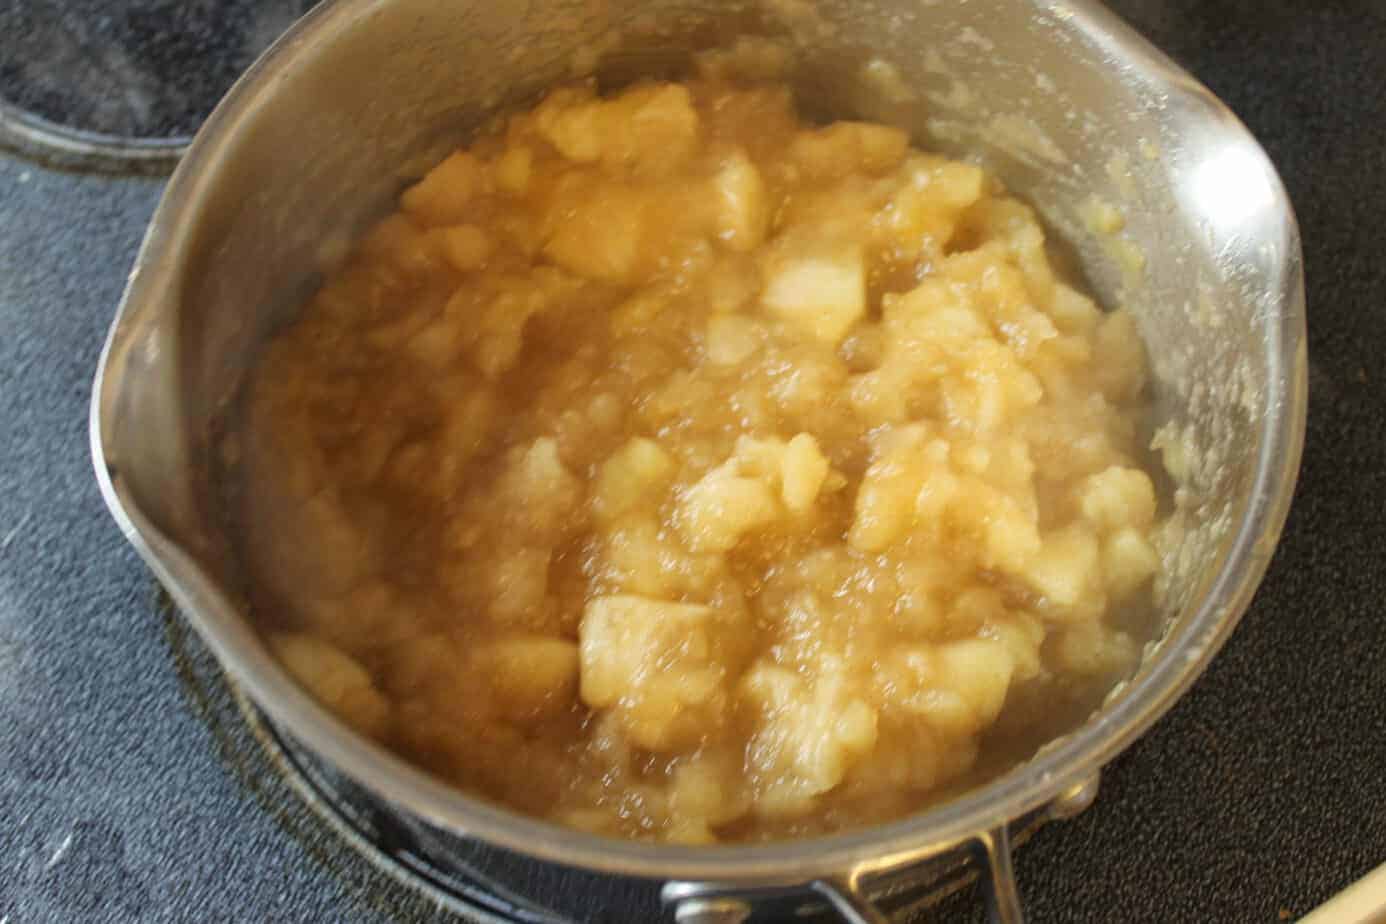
xmin=238 ymin=68 xmax=1162 ymax=844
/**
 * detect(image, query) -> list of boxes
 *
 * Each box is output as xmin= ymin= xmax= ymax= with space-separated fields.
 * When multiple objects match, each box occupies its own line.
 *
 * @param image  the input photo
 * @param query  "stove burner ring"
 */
xmin=0 ymin=97 xmax=184 ymax=174
xmin=0 ymin=0 xmax=317 ymax=174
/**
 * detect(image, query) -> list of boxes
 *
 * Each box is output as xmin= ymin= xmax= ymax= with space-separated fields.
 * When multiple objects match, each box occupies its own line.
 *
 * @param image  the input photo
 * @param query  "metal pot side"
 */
xmin=91 ymin=0 xmax=1306 ymax=918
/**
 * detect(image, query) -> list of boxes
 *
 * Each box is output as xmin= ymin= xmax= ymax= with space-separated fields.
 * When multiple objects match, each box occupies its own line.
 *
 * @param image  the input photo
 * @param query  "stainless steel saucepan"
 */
xmin=91 ymin=0 xmax=1306 ymax=920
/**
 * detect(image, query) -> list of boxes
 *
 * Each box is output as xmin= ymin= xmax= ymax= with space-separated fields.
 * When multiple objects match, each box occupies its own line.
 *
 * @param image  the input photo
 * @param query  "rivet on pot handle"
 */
xmin=672 ymin=896 xmax=753 ymax=923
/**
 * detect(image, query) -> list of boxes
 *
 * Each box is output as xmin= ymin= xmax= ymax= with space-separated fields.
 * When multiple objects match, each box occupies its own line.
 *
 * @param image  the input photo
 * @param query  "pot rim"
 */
xmin=90 ymin=0 xmax=1307 ymax=885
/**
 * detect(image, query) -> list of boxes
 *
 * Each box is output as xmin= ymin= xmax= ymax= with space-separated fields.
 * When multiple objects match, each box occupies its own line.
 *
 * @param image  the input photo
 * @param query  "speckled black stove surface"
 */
xmin=1 ymin=1 xmax=1384 ymax=921
xmin=0 ymin=0 xmax=316 ymax=139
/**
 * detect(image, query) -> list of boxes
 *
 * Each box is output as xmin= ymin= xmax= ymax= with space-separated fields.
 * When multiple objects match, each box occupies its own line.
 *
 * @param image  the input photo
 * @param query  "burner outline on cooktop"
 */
xmin=0 ymin=0 xmax=316 ymax=173
xmin=0 ymin=96 xmax=185 ymax=174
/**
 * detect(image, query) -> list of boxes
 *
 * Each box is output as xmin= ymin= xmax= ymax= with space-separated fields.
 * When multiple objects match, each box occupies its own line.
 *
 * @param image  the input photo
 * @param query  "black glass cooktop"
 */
xmin=0 ymin=0 xmax=315 ymax=168
xmin=1 ymin=1 xmax=1385 ymax=922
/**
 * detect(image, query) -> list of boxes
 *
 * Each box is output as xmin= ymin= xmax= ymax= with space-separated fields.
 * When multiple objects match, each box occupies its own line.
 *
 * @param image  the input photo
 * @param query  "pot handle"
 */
xmin=667 ymin=775 xmax=1100 ymax=923
xmin=974 ymin=825 xmax=1024 ymax=924
xmin=815 ymin=827 xmax=1023 ymax=924
xmin=667 ymin=825 xmax=1024 ymax=924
